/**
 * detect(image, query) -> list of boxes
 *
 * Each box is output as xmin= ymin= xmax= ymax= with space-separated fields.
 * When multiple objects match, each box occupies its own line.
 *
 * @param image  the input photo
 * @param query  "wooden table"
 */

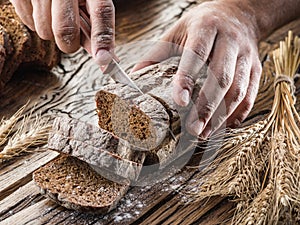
xmin=0 ymin=0 xmax=299 ymax=224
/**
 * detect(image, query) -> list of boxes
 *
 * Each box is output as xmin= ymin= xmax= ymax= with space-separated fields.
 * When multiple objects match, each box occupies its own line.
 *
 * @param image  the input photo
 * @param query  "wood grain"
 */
xmin=0 ymin=0 xmax=299 ymax=224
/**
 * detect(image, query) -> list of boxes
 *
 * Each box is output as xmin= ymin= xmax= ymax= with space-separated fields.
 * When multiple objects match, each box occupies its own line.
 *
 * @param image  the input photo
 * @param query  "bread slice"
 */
xmin=48 ymin=117 xmax=145 ymax=181
xmin=95 ymin=88 xmax=170 ymax=151
xmin=33 ymin=155 xmax=130 ymax=214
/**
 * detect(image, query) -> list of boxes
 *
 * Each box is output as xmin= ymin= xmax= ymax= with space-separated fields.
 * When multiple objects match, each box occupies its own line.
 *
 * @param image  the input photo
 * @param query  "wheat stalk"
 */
xmin=183 ymin=31 xmax=300 ymax=224
xmin=0 ymin=102 xmax=28 ymax=146
xmin=233 ymin=182 xmax=275 ymax=225
xmin=0 ymin=111 xmax=51 ymax=162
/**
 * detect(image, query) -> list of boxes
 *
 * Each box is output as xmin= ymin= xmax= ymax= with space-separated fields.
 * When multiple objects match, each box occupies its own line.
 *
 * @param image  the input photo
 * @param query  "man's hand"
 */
xmin=133 ymin=1 xmax=262 ymax=137
xmin=10 ymin=0 xmax=115 ymax=65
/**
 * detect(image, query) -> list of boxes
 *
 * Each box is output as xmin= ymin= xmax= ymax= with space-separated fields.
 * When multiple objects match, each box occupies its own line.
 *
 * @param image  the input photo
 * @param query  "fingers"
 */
xmin=10 ymin=0 xmax=35 ymax=30
xmin=226 ymin=58 xmax=262 ymax=127
xmin=172 ymin=28 xmax=216 ymax=107
xmin=31 ymin=0 xmax=53 ymax=40
xmin=200 ymin=55 xmax=251 ymax=137
xmin=86 ymin=0 xmax=115 ymax=65
xmin=52 ymin=0 xmax=81 ymax=53
xmin=186 ymin=37 xmax=238 ymax=136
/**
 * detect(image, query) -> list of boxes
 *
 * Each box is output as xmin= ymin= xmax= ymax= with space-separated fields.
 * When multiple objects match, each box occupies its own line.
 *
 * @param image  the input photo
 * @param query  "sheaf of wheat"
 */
xmin=185 ymin=31 xmax=300 ymax=224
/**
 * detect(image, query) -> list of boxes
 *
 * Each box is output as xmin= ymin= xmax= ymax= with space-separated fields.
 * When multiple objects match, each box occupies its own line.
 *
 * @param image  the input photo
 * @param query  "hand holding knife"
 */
xmin=79 ymin=7 xmax=143 ymax=94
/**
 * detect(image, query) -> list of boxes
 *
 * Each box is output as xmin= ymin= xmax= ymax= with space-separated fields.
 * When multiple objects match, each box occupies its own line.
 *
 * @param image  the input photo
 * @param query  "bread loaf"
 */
xmin=34 ymin=58 xmax=207 ymax=213
xmin=95 ymin=57 xmax=206 ymax=167
xmin=33 ymin=155 xmax=129 ymax=214
xmin=0 ymin=2 xmax=60 ymax=90
xmin=48 ymin=117 xmax=145 ymax=181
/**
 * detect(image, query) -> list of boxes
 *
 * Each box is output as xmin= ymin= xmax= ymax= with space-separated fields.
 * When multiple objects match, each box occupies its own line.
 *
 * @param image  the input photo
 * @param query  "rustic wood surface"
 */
xmin=0 ymin=0 xmax=299 ymax=224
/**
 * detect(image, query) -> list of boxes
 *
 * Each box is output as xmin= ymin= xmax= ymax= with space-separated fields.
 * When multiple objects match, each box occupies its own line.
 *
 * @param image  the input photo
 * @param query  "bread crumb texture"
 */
xmin=33 ymin=155 xmax=129 ymax=213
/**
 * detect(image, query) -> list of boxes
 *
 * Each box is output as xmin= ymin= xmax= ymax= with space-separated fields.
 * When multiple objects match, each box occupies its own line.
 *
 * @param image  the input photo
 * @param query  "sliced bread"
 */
xmin=33 ymin=155 xmax=130 ymax=214
xmin=95 ymin=88 xmax=170 ymax=151
xmin=48 ymin=117 xmax=146 ymax=182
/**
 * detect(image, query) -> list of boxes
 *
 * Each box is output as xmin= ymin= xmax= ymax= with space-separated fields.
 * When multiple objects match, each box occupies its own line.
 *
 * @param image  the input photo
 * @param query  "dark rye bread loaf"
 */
xmin=0 ymin=2 xmax=60 ymax=90
xmin=0 ymin=26 xmax=10 ymax=75
xmin=33 ymin=155 xmax=129 ymax=214
xmin=0 ymin=16 xmax=31 ymax=87
xmin=95 ymin=57 xmax=207 ymax=167
xmin=48 ymin=117 xmax=145 ymax=181
xmin=34 ymin=58 xmax=207 ymax=214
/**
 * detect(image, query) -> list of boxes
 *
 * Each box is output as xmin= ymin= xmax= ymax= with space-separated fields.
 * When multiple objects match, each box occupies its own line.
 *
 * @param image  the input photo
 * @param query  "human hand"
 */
xmin=10 ymin=0 xmax=115 ymax=65
xmin=132 ymin=1 xmax=262 ymax=138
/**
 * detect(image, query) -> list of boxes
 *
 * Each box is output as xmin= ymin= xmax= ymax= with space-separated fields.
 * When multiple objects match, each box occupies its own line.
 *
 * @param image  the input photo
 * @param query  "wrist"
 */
xmin=230 ymin=0 xmax=300 ymax=41
xmin=217 ymin=0 xmax=300 ymax=41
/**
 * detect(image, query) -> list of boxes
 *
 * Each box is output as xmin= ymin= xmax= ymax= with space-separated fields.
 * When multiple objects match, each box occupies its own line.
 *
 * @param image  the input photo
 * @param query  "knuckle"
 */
xmin=227 ymin=30 xmax=239 ymax=42
xmin=216 ymin=71 xmax=233 ymax=89
xmin=192 ymin=43 xmax=208 ymax=63
xmin=93 ymin=3 xmax=114 ymax=19
xmin=54 ymin=24 xmax=79 ymax=40
xmin=242 ymin=46 xmax=252 ymax=56
xmin=232 ymin=87 xmax=247 ymax=103
xmin=174 ymin=73 xmax=195 ymax=93
xmin=93 ymin=30 xmax=114 ymax=47
xmin=205 ymin=15 xmax=219 ymax=27
xmin=198 ymin=102 xmax=215 ymax=120
xmin=175 ymin=72 xmax=195 ymax=85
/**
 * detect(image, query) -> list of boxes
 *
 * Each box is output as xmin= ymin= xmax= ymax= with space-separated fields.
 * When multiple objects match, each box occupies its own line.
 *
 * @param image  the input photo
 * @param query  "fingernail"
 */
xmin=190 ymin=120 xmax=204 ymax=136
xmin=180 ymin=89 xmax=190 ymax=106
xmin=95 ymin=49 xmax=112 ymax=66
xmin=201 ymin=128 xmax=211 ymax=139
xmin=232 ymin=119 xmax=241 ymax=128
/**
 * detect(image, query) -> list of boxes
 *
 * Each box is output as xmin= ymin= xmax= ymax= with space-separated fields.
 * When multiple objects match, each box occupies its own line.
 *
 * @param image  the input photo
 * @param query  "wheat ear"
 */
xmin=0 ymin=102 xmax=28 ymax=146
xmin=0 ymin=113 xmax=51 ymax=162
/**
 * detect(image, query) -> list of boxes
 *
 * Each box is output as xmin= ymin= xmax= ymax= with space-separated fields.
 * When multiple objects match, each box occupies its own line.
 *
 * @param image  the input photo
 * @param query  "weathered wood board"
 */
xmin=0 ymin=0 xmax=300 ymax=224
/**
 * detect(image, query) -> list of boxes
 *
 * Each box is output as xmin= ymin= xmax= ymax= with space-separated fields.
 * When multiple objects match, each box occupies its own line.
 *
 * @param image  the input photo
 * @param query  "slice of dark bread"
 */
xmin=33 ymin=155 xmax=130 ymax=214
xmin=95 ymin=89 xmax=170 ymax=151
xmin=48 ymin=117 xmax=145 ymax=181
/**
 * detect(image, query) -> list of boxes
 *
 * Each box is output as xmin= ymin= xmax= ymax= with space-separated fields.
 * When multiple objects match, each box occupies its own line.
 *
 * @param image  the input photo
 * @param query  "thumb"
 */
xmin=87 ymin=0 xmax=115 ymax=66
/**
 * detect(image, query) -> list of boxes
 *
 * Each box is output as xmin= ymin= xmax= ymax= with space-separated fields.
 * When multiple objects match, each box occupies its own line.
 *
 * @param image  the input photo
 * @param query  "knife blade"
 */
xmin=102 ymin=57 xmax=144 ymax=94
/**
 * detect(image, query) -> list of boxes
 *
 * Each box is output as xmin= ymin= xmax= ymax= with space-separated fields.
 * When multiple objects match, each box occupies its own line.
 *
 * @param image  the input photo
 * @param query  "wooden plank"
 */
xmin=0 ymin=181 xmax=42 ymax=221
xmin=0 ymin=150 xmax=59 ymax=196
xmin=0 ymin=0 xmax=299 ymax=225
xmin=1 ymin=199 xmax=60 ymax=225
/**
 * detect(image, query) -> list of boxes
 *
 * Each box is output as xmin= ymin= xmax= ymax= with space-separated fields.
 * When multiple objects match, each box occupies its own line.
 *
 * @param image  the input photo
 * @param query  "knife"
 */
xmin=79 ymin=8 xmax=142 ymax=92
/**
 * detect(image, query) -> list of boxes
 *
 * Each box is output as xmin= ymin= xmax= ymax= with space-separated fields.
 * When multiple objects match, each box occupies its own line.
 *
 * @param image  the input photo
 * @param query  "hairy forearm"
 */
xmin=222 ymin=0 xmax=300 ymax=41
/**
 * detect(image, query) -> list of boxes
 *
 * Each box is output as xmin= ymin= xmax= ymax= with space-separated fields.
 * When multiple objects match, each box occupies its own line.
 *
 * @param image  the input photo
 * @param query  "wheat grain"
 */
xmin=233 ymin=182 xmax=274 ymax=225
xmin=183 ymin=31 xmax=300 ymax=224
xmin=0 ymin=113 xmax=51 ymax=162
xmin=0 ymin=103 xmax=28 ymax=146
